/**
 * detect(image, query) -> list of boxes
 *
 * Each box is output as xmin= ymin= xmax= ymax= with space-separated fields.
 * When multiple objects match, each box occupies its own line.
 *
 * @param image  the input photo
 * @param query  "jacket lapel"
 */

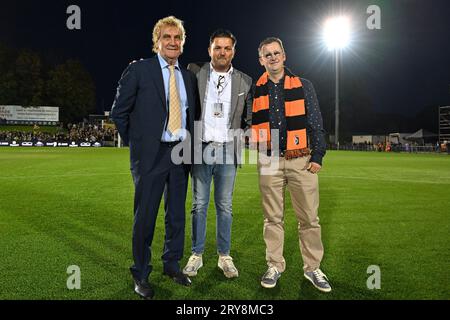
xmin=198 ymin=64 xmax=209 ymax=108
xmin=181 ymin=68 xmax=194 ymax=126
xmin=148 ymin=56 xmax=167 ymax=111
xmin=230 ymin=71 xmax=241 ymax=125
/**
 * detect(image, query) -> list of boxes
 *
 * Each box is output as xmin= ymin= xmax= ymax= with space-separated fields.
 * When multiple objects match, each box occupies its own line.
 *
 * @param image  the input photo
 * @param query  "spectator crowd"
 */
xmin=0 ymin=123 xmax=116 ymax=144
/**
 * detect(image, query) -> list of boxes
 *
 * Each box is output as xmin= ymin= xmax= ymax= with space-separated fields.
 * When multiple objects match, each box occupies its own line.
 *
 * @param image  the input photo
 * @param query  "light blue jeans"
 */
xmin=191 ymin=143 xmax=237 ymax=255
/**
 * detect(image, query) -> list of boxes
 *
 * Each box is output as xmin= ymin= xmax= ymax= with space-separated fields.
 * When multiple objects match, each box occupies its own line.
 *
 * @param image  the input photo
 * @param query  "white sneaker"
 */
xmin=182 ymin=254 xmax=203 ymax=276
xmin=260 ymin=266 xmax=281 ymax=288
xmin=218 ymin=255 xmax=239 ymax=278
xmin=304 ymin=269 xmax=332 ymax=292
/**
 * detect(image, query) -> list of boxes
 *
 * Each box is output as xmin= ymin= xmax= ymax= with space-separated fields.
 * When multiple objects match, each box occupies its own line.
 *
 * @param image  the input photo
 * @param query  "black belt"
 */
xmin=266 ymin=149 xmax=311 ymax=158
xmin=266 ymin=150 xmax=285 ymax=157
xmin=160 ymin=141 xmax=181 ymax=148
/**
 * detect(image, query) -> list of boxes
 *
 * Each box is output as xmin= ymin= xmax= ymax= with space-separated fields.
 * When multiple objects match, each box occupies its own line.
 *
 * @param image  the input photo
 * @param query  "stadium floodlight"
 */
xmin=323 ymin=16 xmax=351 ymax=50
xmin=323 ymin=16 xmax=351 ymax=147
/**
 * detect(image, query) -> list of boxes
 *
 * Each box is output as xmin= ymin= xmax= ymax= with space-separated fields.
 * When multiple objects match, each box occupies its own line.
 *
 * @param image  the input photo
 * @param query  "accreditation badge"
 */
xmin=213 ymin=103 xmax=224 ymax=118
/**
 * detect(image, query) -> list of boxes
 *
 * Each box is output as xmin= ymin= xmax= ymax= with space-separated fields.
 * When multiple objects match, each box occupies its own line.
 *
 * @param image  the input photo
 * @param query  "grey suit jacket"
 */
xmin=187 ymin=62 xmax=253 ymax=131
xmin=187 ymin=62 xmax=253 ymax=165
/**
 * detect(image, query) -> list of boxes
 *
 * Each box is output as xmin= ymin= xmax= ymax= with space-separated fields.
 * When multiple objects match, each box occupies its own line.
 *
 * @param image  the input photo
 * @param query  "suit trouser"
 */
xmin=257 ymin=153 xmax=324 ymax=273
xmin=130 ymin=144 xmax=189 ymax=281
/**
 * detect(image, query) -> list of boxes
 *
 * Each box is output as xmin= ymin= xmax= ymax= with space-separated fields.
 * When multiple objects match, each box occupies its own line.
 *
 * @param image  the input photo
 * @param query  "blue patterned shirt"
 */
xmin=267 ymin=77 xmax=326 ymax=165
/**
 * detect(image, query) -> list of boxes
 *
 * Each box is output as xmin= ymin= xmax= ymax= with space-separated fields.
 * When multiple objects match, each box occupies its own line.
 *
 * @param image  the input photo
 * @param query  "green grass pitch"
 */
xmin=0 ymin=148 xmax=448 ymax=300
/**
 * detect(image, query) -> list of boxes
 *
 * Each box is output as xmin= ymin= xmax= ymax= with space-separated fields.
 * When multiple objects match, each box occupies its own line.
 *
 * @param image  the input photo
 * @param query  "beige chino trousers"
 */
xmin=257 ymin=153 xmax=324 ymax=273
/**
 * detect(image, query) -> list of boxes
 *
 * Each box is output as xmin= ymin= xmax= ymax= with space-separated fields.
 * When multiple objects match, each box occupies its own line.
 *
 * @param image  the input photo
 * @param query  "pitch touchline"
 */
xmin=0 ymin=172 xmax=130 ymax=179
xmin=237 ymin=172 xmax=449 ymax=185
xmin=0 ymin=172 xmax=447 ymax=185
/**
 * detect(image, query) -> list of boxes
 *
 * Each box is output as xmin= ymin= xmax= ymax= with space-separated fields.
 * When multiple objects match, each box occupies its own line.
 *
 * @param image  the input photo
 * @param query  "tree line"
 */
xmin=0 ymin=42 xmax=95 ymax=124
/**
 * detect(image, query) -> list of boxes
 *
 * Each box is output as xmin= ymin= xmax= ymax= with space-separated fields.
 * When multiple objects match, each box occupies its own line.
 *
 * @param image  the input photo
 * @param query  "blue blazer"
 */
xmin=111 ymin=56 xmax=198 ymax=174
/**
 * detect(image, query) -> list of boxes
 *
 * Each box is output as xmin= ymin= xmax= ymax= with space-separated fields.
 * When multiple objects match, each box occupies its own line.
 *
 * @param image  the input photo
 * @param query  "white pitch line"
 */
xmin=0 ymin=172 xmax=130 ymax=179
xmin=237 ymin=172 xmax=450 ymax=185
xmin=0 ymin=171 xmax=448 ymax=185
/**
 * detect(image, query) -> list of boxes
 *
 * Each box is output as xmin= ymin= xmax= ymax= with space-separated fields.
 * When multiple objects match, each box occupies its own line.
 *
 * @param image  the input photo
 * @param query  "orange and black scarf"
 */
xmin=251 ymin=68 xmax=310 ymax=159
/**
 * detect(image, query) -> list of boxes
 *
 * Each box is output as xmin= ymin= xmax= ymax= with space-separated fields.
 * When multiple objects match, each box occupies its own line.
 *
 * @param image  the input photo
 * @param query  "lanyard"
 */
xmin=213 ymin=74 xmax=231 ymax=102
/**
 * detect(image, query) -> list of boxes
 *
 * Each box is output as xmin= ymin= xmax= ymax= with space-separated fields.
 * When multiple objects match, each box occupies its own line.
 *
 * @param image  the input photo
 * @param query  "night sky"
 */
xmin=1 ymin=0 xmax=449 ymax=119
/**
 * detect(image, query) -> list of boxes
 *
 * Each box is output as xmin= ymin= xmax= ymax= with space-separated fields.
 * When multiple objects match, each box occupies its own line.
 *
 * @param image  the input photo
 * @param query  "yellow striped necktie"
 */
xmin=167 ymin=65 xmax=182 ymax=134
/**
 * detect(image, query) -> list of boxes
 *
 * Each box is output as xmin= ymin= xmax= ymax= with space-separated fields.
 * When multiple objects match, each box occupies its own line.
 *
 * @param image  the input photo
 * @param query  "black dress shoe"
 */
xmin=163 ymin=270 xmax=192 ymax=286
xmin=133 ymin=279 xmax=155 ymax=300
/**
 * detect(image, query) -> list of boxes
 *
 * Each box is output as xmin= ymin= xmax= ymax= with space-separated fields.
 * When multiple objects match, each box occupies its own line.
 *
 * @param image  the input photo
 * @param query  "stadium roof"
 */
xmin=406 ymin=129 xmax=437 ymax=140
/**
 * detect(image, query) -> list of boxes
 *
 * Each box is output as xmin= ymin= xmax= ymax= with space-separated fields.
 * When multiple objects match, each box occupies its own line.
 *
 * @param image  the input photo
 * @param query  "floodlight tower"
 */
xmin=323 ymin=16 xmax=351 ymax=148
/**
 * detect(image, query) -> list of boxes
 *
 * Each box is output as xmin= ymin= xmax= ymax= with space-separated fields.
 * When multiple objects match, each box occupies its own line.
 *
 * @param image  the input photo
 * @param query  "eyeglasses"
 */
xmin=261 ymin=51 xmax=283 ymax=60
xmin=217 ymin=75 xmax=225 ymax=91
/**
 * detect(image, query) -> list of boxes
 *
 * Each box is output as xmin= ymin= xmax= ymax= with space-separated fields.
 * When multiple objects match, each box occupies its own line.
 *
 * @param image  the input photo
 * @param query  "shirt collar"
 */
xmin=210 ymin=63 xmax=233 ymax=77
xmin=157 ymin=53 xmax=180 ymax=70
xmin=268 ymin=76 xmax=285 ymax=86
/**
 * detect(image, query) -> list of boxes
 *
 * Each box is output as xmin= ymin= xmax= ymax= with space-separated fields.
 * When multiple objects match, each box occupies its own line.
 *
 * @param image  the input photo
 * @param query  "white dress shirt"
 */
xmin=157 ymin=54 xmax=188 ymax=142
xmin=203 ymin=64 xmax=233 ymax=143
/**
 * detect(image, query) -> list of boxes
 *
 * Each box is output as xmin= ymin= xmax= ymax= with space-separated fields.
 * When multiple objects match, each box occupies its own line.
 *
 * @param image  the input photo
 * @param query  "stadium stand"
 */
xmin=0 ymin=122 xmax=116 ymax=147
